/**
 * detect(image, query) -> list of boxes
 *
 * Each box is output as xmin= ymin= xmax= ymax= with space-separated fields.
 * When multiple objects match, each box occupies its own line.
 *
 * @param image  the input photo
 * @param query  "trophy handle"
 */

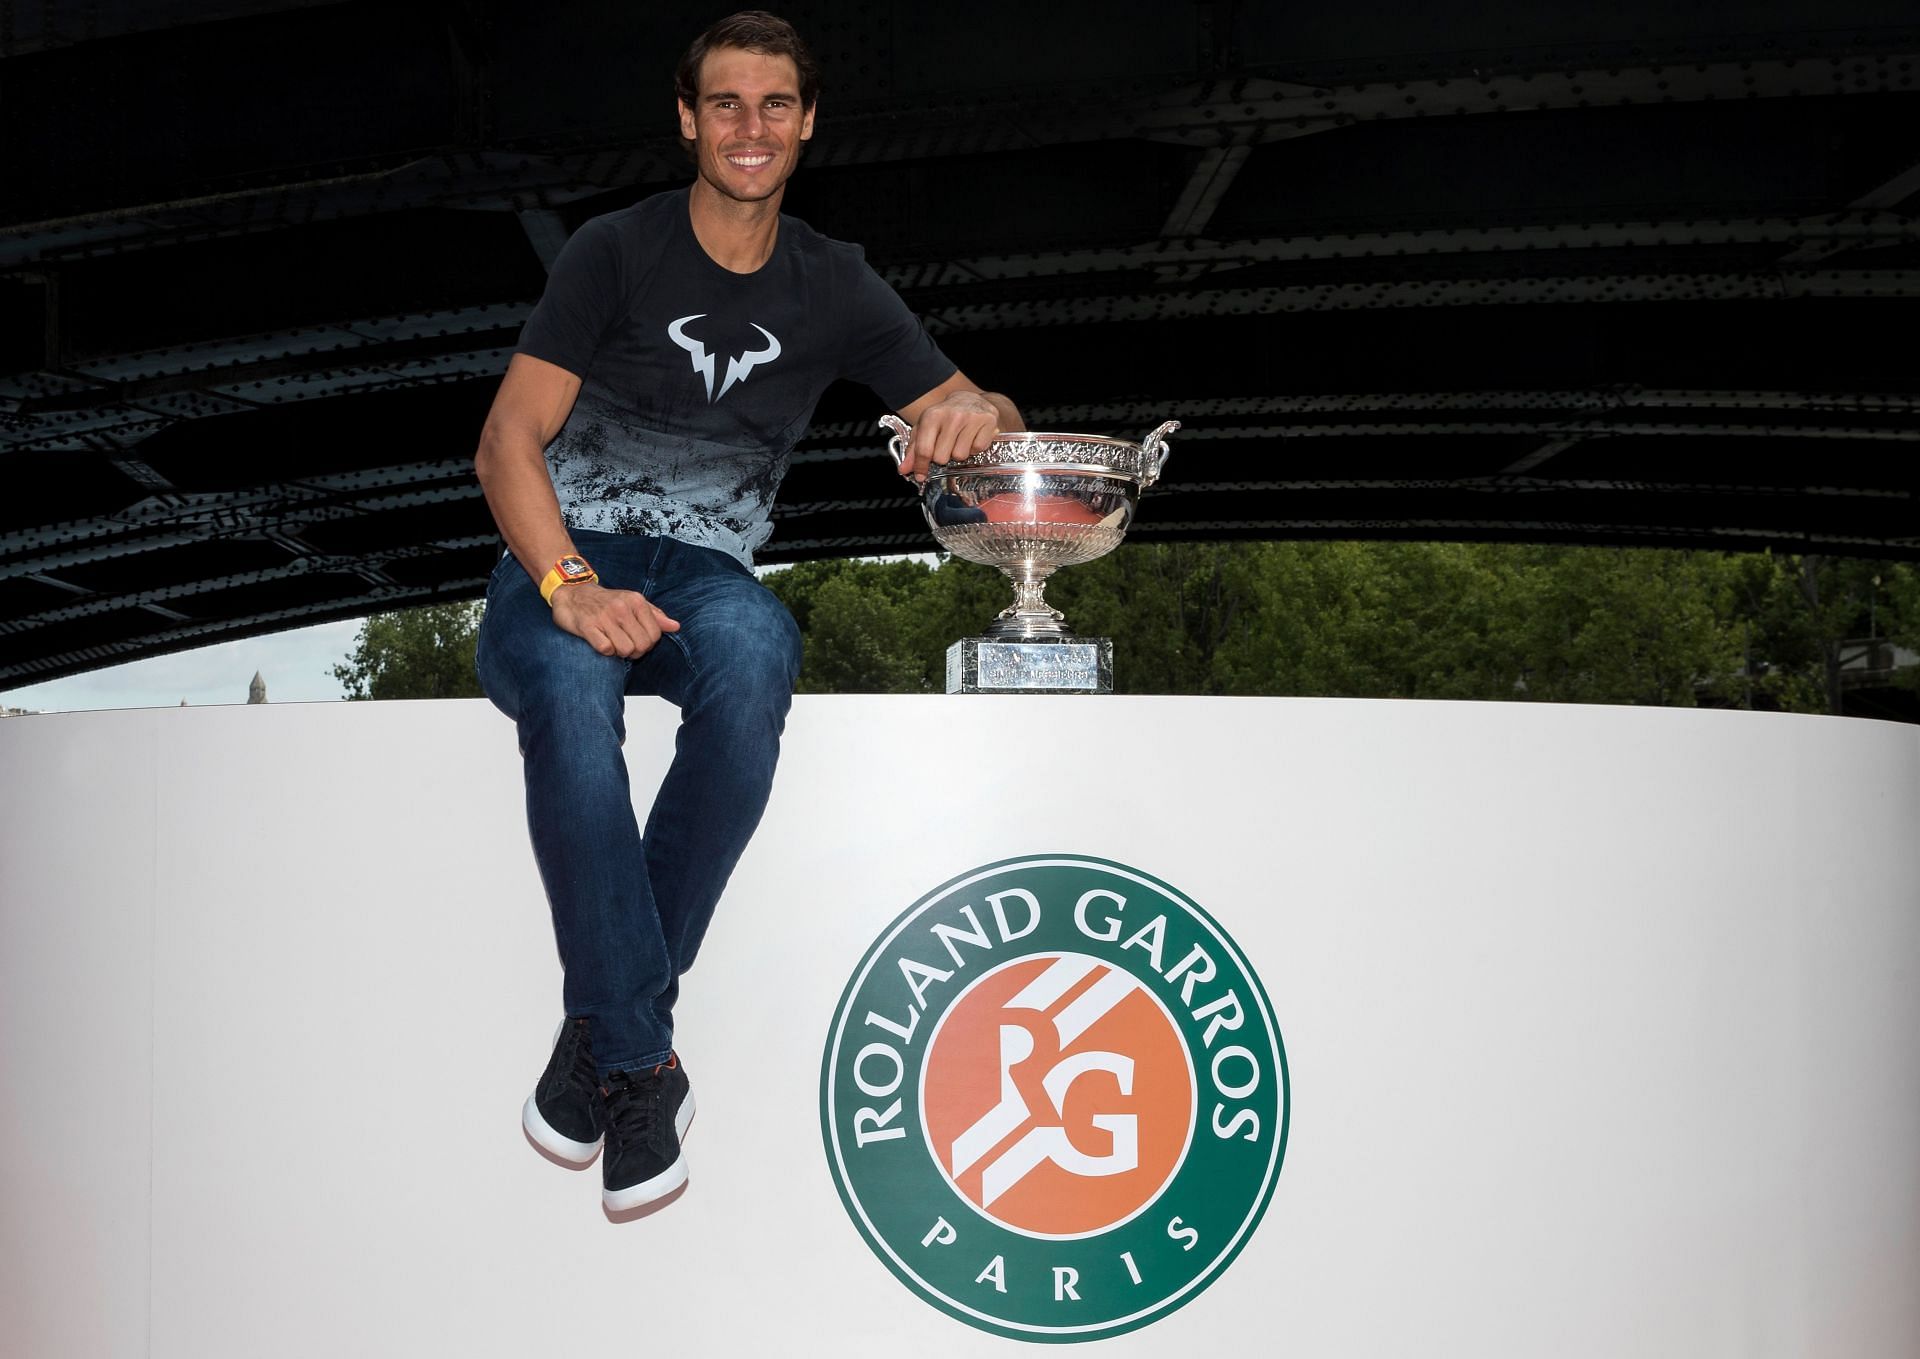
xmin=878 ymin=414 xmax=913 ymax=470
xmin=1140 ymin=420 xmax=1180 ymax=485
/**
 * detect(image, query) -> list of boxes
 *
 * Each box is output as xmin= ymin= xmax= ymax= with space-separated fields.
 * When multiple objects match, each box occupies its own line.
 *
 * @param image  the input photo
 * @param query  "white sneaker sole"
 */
xmin=523 ymin=1090 xmax=603 ymax=1166
xmin=601 ymin=1088 xmax=697 ymax=1213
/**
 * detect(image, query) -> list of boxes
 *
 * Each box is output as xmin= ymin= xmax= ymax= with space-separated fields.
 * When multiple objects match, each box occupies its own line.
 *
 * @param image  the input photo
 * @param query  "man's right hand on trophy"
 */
xmin=551 ymin=583 xmax=681 ymax=659
xmin=895 ymin=388 xmax=1002 ymax=483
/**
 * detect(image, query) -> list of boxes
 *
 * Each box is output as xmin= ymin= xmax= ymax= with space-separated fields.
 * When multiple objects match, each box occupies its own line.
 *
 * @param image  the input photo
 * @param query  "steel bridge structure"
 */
xmin=3 ymin=1 xmax=1918 ymax=686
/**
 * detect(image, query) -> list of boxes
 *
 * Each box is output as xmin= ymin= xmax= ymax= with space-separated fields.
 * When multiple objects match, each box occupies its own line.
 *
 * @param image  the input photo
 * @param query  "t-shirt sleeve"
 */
xmin=837 ymin=253 xmax=959 ymax=410
xmin=514 ymin=217 xmax=623 ymax=379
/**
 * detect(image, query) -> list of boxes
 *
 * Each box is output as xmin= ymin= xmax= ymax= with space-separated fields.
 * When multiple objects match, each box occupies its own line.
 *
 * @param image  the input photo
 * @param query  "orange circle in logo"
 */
xmin=920 ymin=953 xmax=1196 ymax=1238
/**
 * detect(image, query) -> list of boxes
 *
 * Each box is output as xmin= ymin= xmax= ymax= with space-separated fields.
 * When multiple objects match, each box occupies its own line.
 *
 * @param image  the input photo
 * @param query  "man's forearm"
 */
xmin=475 ymin=427 xmax=580 ymax=585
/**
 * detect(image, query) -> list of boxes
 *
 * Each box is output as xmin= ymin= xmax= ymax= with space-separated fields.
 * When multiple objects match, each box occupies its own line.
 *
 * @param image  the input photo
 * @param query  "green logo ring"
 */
xmin=820 ymin=854 xmax=1290 ymax=1343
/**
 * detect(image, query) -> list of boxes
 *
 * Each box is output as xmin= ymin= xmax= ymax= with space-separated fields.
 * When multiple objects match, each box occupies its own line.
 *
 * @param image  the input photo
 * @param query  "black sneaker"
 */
xmin=522 ymin=1017 xmax=603 ymax=1165
xmin=600 ymin=1054 xmax=695 ymax=1212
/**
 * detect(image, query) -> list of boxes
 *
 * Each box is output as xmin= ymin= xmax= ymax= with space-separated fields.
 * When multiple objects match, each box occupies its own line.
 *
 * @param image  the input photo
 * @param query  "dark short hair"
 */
xmin=675 ymin=11 xmax=821 ymax=112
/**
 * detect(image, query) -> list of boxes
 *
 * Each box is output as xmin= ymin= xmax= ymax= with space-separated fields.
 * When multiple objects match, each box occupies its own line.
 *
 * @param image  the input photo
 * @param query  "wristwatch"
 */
xmin=539 ymin=553 xmax=597 ymax=605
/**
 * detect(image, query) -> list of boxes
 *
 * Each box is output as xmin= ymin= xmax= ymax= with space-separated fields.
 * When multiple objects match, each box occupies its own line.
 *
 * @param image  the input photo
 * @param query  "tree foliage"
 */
xmin=332 ymin=601 xmax=485 ymax=700
xmin=335 ymin=548 xmax=1918 ymax=715
xmin=762 ymin=544 xmax=1919 ymax=714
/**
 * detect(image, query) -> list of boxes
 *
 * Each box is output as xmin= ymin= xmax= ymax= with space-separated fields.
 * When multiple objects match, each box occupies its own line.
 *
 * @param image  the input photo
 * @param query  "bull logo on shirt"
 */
xmin=667 ymin=314 xmax=782 ymax=402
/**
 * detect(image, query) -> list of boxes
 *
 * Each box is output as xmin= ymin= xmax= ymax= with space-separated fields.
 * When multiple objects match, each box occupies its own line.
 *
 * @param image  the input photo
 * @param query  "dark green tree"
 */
xmin=1729 ymin=554 xmax=1920 ymax=714
xmin=759 ymin=542 xmax=1918 ymax=717
xmin=767 ymin=558 xmax=934 ymax=693
xmin=339 ymin=548 xmax=1914 ymax=715
xmin=332 ymin=601 xmax=486 ymax=700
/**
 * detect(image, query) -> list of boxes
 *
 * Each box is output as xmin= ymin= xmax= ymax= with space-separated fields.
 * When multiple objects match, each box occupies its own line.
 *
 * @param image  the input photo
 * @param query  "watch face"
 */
xmin=557 ymin=556 xmax=593 ymax=581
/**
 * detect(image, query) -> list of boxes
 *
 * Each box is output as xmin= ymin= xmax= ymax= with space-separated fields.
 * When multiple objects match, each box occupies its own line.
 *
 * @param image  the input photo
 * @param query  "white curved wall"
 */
xmin=2 ymin=697 xmax=1916 ymax=1356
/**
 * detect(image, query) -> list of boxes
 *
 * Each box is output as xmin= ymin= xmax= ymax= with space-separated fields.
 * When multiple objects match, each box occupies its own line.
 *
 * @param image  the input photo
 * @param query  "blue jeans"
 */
xmin=476 ymin=531 xmax=802 ymax=1076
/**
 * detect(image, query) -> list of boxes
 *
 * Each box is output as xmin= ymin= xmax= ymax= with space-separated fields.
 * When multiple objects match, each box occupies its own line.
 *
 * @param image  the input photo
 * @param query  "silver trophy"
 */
xmin=880 ymin=415 xmax=1178 ymax=693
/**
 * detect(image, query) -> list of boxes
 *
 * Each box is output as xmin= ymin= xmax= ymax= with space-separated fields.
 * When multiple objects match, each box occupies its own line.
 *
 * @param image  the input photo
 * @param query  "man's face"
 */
xmin=678 ymin=46 xmax=815 ymax=206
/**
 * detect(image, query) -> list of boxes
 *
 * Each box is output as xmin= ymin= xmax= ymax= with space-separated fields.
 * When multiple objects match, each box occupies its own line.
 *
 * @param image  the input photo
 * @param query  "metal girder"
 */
xmin=0 ymin=303 xmax=523 ymax=454
xmin=1160 ymin=144 xmax=1253 ymax=240
xmin=799 ymin=390 xmax=1920 ymax=444
xmin=755 ymin=517 xmax=1920 ymax=563
xmin=1144 ymin=58 xmax=1919 ymax=139
xmin=0 ymin=461 xmax=481 ymax=579
xmin=0 ymin=0 xmax=337 ymax=58
xmin=20 ymin=317 xmax=525 ymax=408
xmin=1 ymin=536 xmax=497 ymax=632
xmin=9 ymin=211 xmax=1912 ymax=440
xmin=765 ymin=478 xmax=1909 ymax=523
xmin=4 ymin=410 xmax=172 ymax=452
xmin=1854 ymin=157 xmax=1920 ymax=210
xmin=7 ymin=223 xmax=1911 ymax=443
xmin=918 ymin=269 xmax=1920 ymax=332
xmin=797 ymin=57 xmax=1920 ymax=167
xmin=0 ymin=154 xmax=615 ymax=268
xmin=1127 ymin=519 xmax=1920 ymax=553
xmin=5 ymin=8 xmax=1919 ymax=691
xmin=1780 ymin=157 xmax=1920 ymax=263
xmin=0 ymin=578 xmax=491 ymax=686
xmin=1503 ymin=438 xmax=1585 ymax=474
xmin=1136 ymin=477 xmax=1910 ymax=499
xmin=1 ymin=159 xmax=440 ymax=266
xmin=6 ymin=50 xmax=1914 ymax=268
xmin=1111 ymin=419 xmax=1920 ymax=443
xmin=880 ymin=215 xmax=1920 ymax=288
xmin=55 ymin=302 xmax=532 ymax=385
xmin=105 ymin=455 xmax=180 ymax=492
xmin=790 ymin=422 xmax=1911 ymax=472
xmin=794 ymin=420 xmax=1920 ymax=472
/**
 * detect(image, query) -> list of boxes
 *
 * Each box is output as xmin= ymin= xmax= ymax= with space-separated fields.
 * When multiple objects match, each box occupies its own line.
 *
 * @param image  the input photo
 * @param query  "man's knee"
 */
xmin=486 ymin=616 xmax=629 ymax=728
xmin=690 ymin=593 xmax=802 ymax=708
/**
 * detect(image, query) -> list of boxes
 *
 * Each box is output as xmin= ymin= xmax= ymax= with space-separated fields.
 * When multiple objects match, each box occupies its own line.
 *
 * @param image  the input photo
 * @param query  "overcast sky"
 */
xmin=1 ymin=618 xmax=364 ymax=713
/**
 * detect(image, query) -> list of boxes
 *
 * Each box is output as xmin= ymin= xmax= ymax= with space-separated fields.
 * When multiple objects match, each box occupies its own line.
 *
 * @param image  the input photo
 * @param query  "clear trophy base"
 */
xmin=945 ymin=636 xmax=1113 ymax=694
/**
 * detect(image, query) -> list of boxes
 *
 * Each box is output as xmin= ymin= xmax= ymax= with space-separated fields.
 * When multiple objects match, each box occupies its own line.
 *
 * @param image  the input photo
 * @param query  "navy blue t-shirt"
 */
xmin=515 ymin=188 xmax=956 ymax=566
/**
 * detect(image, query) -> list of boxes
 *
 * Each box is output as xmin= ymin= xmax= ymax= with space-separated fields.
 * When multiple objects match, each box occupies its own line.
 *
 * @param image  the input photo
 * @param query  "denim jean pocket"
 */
xmin=485 ymin=548 xmax=516 ymax=598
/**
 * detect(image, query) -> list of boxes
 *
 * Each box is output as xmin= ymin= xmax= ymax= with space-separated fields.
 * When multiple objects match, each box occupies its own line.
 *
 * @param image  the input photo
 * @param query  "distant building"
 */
xmin=248 ymin=672 xmax=267 ymax=704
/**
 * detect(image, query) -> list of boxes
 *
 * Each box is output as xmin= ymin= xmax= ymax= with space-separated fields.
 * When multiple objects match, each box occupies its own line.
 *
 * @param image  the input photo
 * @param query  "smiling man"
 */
xmin=472 ymin=10 xmax=1021 ymax=1216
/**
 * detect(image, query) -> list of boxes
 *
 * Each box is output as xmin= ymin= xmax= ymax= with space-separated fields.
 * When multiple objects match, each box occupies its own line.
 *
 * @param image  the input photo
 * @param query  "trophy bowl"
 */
xmin=880 ymin=416 xmax=1178 ymax=641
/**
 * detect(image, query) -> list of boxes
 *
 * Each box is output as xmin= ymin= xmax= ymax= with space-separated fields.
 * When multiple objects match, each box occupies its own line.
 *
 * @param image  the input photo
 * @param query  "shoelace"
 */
xmin=602 ymin=1067 xmax=668 ymax=1145
xmin=566 ymin=1020 xmax=596 ymax=1087
xmin=546 ymin=1019 xmax=597 ymax=1100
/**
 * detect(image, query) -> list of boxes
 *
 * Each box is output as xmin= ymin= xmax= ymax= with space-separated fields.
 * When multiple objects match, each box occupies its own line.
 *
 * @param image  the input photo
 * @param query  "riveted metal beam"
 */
xmin=1780 ymin=156 xmax=1920 ymax=263
xmin=4 ymin=215 xmax=1911 ymax=452
xmin=880 ymin=215 xmax=1920 ymax=289
xmin=16 ymin=322 xmax=525 ymax=416
xmin=1 ymin=535 xmax=498 ymax=633
xmin=1160 ymin=143 xmax=1253 ymax=240
xmin=1503 ymin=438 xmax=1586 ymax=474
xmin=799 ymin=55 xmax=1920 ymax=169
xmin=0 ymin=578 xmax=493 ymax=687
xmin=799 ymin=390 xmax=1920 ymax=445
xmin=5 ymin=13 xmax=1918 ymax=686
xmin=1137 ymin=419 xmax=1920 ymax=443
xmin=105 ymin=456 xmax=180 ymax=493
xmin=0 ymin=463 xmax=482 ymax=579
xmin=5 ymin=50 xmax=1913 ymax=270
xmin=919 ymin=268 xmax=1920 ymax=332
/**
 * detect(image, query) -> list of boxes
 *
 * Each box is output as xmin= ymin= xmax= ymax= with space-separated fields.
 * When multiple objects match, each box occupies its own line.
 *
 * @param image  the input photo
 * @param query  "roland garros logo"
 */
xmin=821 ymin=856 xmax=1289 ymax=1342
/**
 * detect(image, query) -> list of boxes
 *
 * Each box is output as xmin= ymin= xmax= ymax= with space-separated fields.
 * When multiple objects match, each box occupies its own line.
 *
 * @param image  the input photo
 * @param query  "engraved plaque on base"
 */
xmin=946 ymin=637 xmax=1113 ymax=694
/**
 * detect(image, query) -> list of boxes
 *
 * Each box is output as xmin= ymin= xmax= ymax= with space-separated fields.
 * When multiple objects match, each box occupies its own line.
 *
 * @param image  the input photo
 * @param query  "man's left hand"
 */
xmin=899 ymin=390 xmax=1000 ymax=482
